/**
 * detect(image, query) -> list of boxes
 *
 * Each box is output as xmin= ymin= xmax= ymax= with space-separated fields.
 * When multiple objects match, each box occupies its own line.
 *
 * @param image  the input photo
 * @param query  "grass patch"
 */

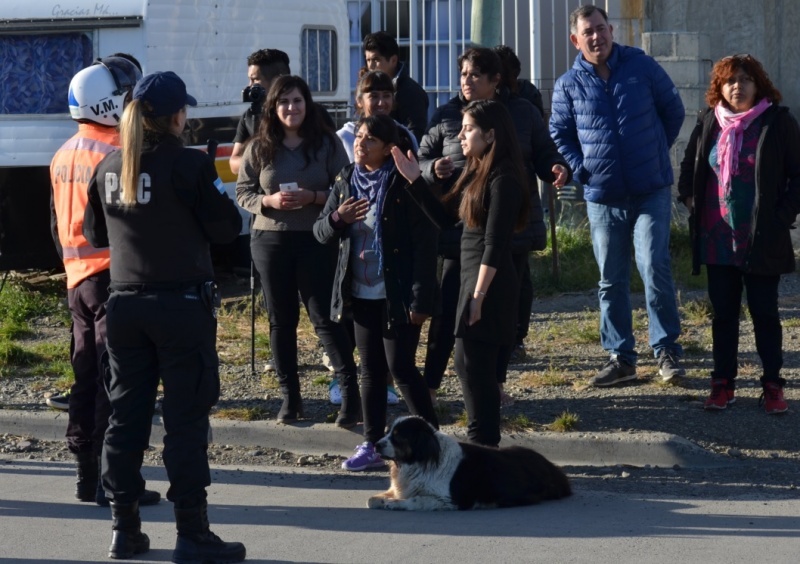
xmin=737 ymin=362 xmax=760 ymax=377
xmin=669 ymin=227 xmax=707 ymax=291
xmin=53 ymin=368 xmax=75 ymax=390
xmin=549 ymin=411 xmax=580 ymax=432
xmin=502 ymin=414 xmax=535 ymax=432
xmin=433 ymin=401 xmax=451 ymax=422
xmin=215 ymin=296 xmax=272 ymax=366
xmin=530 ymin=311 xmax=598 ymax=346
xmin=214 ymin=406 xmax=271 ymax=421
xmin=31 ymin=358 xmax=74 ymax=382
xmin=0 ymin=340 xmax=38 ymax=368
xmin=531 ymin=227 xmax=598 ymax=295
xmin=312 ymin=375 xmax=332 ymax=387
xmin=783 ymin=317 xmax=800 ymax=328
xmin=631 ymin=309 xmax=648 ymax=332
xmin=27 ymin=341 xmax=70 ymax=363
xmin=0 ymin=320 xmax=32 ymax=340
xmin=681 ymin=338 xmax=707 ymax=355
xmin=0 ymin=279 xmax=69 ymax=325
xmin=563 ymin=317 xmax=600 ymax=344
xmin=518 ymin=367 xmax=571 ymax=388
xmin=681 ymin=298 xmax=712 ymax=325
xmin=261 ymin=374 xmax=280 ymax=390
xmin=531 ymin=223 xmax=704 ymax=297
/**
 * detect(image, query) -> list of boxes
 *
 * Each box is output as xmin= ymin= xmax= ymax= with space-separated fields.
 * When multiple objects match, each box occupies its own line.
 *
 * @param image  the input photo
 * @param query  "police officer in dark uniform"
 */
xmin=84 ymin=71 xmax=245 ymax=563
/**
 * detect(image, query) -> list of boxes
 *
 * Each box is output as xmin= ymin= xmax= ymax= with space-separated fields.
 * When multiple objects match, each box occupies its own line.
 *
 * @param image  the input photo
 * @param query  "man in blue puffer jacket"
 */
xmin=550 ymin=4 xmax=686 ymax=386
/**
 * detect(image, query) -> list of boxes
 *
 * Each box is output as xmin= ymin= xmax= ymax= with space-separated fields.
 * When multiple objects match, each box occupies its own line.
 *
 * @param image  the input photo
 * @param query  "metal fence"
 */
xmin=345 ymin=0 xmax=613 ymax=116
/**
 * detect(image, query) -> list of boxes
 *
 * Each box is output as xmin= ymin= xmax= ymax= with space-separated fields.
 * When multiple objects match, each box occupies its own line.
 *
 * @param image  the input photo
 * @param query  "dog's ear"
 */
xmin=402 ymin=417 xmax=441 ymax=465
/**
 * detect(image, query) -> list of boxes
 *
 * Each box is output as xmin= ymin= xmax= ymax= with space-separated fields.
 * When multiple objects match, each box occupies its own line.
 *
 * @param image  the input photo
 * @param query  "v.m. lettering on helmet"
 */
xmin=68 ymin=57 xmax=142 ymax=127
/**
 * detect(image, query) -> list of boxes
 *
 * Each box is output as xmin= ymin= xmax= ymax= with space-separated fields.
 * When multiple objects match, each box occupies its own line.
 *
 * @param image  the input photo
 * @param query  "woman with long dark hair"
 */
xmin=418 ymin=47 xmax=569 ymax=408
xmin=394 ymin=99 xmax=529 ymax=446
xmin=315 ymin=114 xmax=439 ymax=470
xmin=236 ymin=75 xmax=360 ymax=427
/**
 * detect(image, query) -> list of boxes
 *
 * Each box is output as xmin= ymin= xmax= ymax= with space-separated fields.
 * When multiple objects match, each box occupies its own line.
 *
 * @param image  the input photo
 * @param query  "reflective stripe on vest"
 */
xmin=59 ymin=136 xmax=118 ymax=155
xmin=62 ymin=245 xmax=110 ymax=259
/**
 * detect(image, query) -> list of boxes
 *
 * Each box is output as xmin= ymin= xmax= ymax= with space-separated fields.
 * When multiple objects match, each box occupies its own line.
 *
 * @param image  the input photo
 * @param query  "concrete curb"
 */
xmin=0 ymin=409 xmax=731 ymax=469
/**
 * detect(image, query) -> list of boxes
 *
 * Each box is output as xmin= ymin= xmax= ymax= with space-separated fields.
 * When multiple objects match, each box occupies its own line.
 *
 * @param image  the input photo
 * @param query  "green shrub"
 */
xmin=0 ymin=280 xmax=67 ymax=324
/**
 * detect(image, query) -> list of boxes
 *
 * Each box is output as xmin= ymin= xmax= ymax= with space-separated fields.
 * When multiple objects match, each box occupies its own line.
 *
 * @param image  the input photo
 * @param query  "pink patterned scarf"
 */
xmin=714 ymin=97 xmax=771 ymax=192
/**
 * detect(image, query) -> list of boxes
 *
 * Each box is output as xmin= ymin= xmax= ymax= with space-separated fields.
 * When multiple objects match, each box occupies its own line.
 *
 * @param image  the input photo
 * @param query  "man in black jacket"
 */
xmin=229 ymin=49 xmax=291 ymax=175
xmin=229 ymin=49 xmax=335 ymax=175
xmin=363 ymin=31 xmax=429 ymax=142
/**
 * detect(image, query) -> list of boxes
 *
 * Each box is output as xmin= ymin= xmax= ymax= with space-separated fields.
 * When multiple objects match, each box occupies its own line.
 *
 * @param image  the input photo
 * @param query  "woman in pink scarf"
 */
xmin=678 ymin=54 xmax=800 ymax=414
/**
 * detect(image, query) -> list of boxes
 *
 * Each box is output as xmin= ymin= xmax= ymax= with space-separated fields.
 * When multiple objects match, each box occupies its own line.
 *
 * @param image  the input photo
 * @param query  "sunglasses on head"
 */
xmin=721 ymin=53 xmax=754 ymax=62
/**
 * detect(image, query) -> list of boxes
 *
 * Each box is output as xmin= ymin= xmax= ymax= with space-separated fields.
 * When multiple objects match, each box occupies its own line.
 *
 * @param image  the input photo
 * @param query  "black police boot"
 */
xmin=172 ymin=499 xmax=246 ymax=564
xmin=108 ymin=500 xmax=150 ymax=559
xmin=96 ymin=456 xmax=162 ymax=507
xmin=335 ymin=373 xmax=362 ymax=429
xmin=277 ymin=381 xmax=303 ymax=424
xmin=75 ymin=451 xmax=98 ymax=502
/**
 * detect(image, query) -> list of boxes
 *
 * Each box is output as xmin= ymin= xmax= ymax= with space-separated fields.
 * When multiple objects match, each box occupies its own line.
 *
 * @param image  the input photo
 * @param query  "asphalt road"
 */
xmin=2 ymin=458 xmax=800 ymax=564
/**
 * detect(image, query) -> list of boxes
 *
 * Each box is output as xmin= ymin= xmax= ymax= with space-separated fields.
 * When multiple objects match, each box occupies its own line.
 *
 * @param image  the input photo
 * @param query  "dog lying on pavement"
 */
xmin=367 ymin=416 xmax=572 ymax=511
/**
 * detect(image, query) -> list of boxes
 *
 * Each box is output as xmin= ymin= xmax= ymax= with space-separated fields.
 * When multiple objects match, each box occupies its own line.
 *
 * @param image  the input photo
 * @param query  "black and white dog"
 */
xmin=367 ymin=416 xmax=572 ymax=511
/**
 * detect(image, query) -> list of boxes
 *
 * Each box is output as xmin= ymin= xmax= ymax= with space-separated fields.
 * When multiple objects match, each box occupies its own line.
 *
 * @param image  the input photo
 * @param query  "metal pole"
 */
xmin=250 ymin=255 xmax=256 ymax=377
xmin=548 ymin=183 xmax=560 ymax=281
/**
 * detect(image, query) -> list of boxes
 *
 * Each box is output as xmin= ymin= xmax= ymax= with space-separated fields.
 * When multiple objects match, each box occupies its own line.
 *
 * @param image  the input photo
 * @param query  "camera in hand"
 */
xmin=242 ymin=83 xmax=267 ymax=114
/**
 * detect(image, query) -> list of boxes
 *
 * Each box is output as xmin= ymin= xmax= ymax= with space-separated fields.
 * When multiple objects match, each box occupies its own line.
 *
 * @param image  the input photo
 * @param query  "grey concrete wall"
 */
xmin=647 ymin=0 xmax=800 ymax=111
xmin=641 ymin=30 xmax=711 ymax=221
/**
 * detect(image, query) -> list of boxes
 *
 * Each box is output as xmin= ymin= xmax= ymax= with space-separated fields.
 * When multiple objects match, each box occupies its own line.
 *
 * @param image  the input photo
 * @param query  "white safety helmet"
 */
xmin=68 ymin=56 xmax=142 ymax=126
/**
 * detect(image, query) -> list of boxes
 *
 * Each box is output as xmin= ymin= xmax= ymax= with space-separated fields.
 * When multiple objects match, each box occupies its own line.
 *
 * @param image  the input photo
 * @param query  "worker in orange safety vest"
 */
xmin=49 ymin=56 xmax=160 ymax=508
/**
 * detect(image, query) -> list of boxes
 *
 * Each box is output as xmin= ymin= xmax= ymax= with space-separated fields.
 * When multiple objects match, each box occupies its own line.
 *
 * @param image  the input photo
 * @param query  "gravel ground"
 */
xmin=2 ymin=271 xmax=799 ymax=498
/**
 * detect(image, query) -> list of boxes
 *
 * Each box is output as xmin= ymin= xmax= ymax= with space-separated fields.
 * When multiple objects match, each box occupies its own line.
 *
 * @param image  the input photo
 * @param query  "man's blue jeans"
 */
xmin=586 ymin=187 xmax=682 ymax=365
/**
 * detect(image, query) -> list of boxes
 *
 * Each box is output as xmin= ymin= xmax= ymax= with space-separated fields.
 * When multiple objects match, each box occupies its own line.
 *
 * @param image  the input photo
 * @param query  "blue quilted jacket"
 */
xmin=549 ymin=44 xmax=685 ymax=203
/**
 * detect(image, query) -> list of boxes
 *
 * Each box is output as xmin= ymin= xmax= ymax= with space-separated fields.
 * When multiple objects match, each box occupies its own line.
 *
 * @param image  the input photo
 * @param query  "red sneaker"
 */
xmin=704 ymin=379 xmax=734 ymax=410
xmin=760 ymin=382 xmax=788 ymax=414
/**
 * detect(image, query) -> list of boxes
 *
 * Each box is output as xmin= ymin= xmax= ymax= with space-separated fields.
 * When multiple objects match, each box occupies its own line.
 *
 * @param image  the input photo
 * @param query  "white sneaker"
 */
xmin=387 ymin=386 xmax=399 ymax=406
xmin=321 ymin=351 xmax=334 ymax=372
xmin=329 ymin=380 xmax=342 ymax=405
xmin=264 ymin=358 xmax=275 ymax=372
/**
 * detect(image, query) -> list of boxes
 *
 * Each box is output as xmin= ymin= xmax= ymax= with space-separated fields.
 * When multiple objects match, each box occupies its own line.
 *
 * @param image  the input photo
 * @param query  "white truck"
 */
xmin=0 ymin=0 xmax=350 ymax=271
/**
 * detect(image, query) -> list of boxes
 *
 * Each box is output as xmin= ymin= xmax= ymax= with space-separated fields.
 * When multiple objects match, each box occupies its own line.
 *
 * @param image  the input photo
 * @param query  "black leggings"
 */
xmin=250 ymin=230 xmax=357 ymax=392
xmin=352 ymin=298 xmax=438 ymax=444
xmin=454 ymin=337 xmax=501 ymax=447
xmin=707 ymin=265 xmax=783 ymax=385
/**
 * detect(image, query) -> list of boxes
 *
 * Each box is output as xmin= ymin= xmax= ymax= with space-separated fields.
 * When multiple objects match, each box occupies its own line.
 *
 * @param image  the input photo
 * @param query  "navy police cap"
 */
xmin=133 ymin=71 xmax=197 ymax=117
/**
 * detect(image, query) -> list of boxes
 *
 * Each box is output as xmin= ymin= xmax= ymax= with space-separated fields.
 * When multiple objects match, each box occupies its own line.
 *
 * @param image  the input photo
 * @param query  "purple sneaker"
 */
xmin=342 ymin=442 xmax=385 ymax=471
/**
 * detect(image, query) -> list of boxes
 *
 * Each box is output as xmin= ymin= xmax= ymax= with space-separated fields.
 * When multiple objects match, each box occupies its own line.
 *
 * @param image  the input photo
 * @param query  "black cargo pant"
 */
xmin=101 ymin=287 xmax=219 ymax=504
xmin=66 ymin=270 xmax=111 ymax=455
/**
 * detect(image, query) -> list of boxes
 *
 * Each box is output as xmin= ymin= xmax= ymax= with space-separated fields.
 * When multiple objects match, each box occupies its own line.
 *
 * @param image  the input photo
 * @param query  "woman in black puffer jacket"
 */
xmin=418 ymin=47 xmax=571 ymax=405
